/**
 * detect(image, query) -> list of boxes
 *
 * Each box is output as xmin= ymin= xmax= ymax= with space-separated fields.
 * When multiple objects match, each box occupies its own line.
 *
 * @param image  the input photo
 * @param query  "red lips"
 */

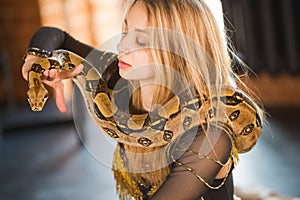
xmin=118 ymin=59 xmax=131 ymax=69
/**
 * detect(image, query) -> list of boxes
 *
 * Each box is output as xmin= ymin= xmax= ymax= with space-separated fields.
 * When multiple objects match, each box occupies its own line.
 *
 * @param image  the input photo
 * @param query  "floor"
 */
xmin=0 ymin=101 xmax=300 ymax=200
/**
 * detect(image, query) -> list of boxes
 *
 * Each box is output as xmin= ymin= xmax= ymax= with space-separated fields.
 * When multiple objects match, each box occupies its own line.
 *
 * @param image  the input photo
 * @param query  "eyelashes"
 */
xmin=121 ymin=31 xmax=149 ymax=47
xmin=136 ymin=37 xmax=149 ymax=47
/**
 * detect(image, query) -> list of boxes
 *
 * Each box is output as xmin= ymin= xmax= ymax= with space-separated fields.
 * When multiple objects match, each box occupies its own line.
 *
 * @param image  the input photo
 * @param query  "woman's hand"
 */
xmin=22 ymin=54 xmax=40 ymax=81
xmin=22 ymin=54 xmax=83 ymax=112
xmin=41 ymin=65 xmax=83 ymax=112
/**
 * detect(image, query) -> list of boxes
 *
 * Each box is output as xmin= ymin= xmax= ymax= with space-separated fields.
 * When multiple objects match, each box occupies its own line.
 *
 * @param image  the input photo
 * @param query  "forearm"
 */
xmin=151 ymin=128 xmax=233 ymax=200
xmin=28 ymin=26 xmax=94 ymax=58
xmin=27 ymin=26 xmax=119 ymax=79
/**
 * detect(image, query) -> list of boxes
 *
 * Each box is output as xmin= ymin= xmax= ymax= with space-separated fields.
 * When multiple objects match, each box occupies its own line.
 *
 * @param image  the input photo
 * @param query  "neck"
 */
xmin=139 ymin=79 xmax=155 ymax=112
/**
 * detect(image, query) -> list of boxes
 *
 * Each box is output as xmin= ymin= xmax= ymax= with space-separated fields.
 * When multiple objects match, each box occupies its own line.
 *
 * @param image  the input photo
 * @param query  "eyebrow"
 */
xmin=134 ymin=28 xmax=149 ymax=34
xmin=124 ymin=19 xmax=149 ymax=34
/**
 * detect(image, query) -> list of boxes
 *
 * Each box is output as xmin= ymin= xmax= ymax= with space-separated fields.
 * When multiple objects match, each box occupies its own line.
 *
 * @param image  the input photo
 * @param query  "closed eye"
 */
xmin=136 ymin=37 xmax=149 ymax=47
xmin=136 ymin=34 xmax=149 ymax=47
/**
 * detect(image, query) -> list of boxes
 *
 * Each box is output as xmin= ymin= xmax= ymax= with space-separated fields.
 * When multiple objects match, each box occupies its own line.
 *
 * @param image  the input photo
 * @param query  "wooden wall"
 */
xmin=0 ymin=0 xmax=122 ymax=112
xmin=0 ymin=0 xmax=299 ymax=112
xmin=0 ymin=0 xmax=42 ymax=108
xmin=248 ymin=73 xmax=300 ymax=107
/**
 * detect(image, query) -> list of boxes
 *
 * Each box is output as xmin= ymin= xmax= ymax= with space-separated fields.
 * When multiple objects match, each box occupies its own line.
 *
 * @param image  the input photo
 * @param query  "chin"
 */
xmin=119 ymin=69 xmax=130 ymax=80
xmin=119 ymin=68 xmax=155 ymax=82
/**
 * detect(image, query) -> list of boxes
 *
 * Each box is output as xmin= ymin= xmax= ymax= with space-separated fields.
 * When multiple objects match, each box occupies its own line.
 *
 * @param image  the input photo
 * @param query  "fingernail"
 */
xmin=78 ymin=64 xmax=84 ymax=70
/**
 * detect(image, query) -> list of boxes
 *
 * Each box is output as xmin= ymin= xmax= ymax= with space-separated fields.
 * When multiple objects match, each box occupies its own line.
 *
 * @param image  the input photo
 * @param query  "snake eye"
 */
xmin=27 ymin=98 xmax=31 ymax=103
xmin=43 ymin=94 xmax=49 ymax=101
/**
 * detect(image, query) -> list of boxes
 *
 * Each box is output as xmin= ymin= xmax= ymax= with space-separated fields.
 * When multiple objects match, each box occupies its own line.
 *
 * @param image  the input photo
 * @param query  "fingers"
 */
xmin=60 ymin=64 xmax=84 ymax=79
xmin=22 ymin=54 xmax=42 ymax=81
xmin=40 ymin=65 xmax=83 ymax=112
xmin=73 ymin=64 xmax=84 ymax=75
xmin=42 ymin=64 xmax=83 ymax=82
xmin=54 ymin=81 xmax=67 ymax=112
xmin=22 ymin=66 xmax=29 ymax=81
xmin=49 ymin=69 xmax=57 ymax=80
xmin=41 ymin=74 xmax=67 ymax=112
xmin=42 ymin=69 xmax=57 ymax=81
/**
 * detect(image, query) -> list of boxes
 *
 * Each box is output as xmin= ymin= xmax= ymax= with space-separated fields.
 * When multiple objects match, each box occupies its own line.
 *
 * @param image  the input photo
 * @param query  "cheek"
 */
xmin=132 ymin=50 xmax=153 ymax=66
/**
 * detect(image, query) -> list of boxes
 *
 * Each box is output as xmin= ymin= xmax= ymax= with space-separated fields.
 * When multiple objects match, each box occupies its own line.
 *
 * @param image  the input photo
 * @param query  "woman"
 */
xmin=22 ymin=0 xmax=264 ymax=199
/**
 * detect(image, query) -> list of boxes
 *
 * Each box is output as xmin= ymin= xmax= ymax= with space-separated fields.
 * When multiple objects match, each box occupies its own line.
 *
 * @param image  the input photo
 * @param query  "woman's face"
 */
xmin=117 ymin=2 xmax=155 ymax=81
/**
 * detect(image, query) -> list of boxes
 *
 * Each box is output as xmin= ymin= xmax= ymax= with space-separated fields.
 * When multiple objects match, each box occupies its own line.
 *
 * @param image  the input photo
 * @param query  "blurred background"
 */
xmin=0 ymin=0 xmax=299 ymax=199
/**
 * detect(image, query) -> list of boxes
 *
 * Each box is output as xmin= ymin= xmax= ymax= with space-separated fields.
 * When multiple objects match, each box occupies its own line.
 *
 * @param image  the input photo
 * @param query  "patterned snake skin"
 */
xmin=26 ymin=49 xmax=262 ymax=153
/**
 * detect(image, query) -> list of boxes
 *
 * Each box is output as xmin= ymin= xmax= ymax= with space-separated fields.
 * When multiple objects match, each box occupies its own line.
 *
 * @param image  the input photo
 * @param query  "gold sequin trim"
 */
xmin=171 ymin=154 xmax=231 ymax=190
xmin=186 ymin=149 xmax=227 ymax=166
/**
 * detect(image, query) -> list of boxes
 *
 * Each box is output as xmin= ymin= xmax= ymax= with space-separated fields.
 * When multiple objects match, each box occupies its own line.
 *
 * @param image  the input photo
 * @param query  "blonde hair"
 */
xmin=122 ymin=0 xmax=264 ymax=121
xmin=117 ymin=0 xmax=265 ymax=190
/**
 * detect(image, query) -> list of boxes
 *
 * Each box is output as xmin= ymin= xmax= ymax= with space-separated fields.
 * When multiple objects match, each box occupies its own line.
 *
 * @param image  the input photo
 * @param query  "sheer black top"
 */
xmin=27 ymin=26 xmax=234 ymax=200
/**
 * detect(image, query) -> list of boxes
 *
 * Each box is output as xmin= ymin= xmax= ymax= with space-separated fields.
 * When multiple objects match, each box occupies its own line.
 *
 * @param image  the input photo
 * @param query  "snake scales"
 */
xmin=26 ymin=49 xmax=262 ymax=153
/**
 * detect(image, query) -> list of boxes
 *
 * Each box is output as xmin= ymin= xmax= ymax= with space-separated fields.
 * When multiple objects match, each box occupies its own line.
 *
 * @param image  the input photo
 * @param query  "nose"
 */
xmin=117 ymin=33 xmax=131 ymax=55
xmin=117 ymin=38 xmax=126 ymax=55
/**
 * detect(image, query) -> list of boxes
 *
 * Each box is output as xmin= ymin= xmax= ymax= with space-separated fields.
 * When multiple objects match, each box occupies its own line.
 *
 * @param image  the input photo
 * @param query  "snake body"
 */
xmin=27 ymin=49 xmax=262 ymax=153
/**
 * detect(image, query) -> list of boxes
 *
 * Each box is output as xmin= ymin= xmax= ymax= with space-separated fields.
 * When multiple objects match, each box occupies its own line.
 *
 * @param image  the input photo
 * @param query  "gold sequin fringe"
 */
xmin=112 ymin=145 xmax=143 ymax=200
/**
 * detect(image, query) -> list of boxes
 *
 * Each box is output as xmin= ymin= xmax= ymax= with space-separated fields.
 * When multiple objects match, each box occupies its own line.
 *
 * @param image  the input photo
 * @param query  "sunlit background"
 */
xmin=0 ymin=0 xmax=300 ymax=199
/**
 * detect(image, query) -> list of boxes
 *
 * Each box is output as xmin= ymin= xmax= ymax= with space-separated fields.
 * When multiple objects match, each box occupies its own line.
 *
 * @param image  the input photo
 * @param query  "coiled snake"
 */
xmin=26 ymin=49 xmax=262 ymax=153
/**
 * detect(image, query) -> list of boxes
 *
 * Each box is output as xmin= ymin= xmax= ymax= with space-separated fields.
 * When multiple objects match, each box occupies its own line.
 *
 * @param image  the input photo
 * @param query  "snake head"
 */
xmin=27 ymin=87 xmax=49 ymax=112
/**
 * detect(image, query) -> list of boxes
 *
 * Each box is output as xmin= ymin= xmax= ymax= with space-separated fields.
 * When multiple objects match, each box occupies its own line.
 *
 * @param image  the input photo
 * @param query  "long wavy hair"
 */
xmin=122 ymin=0 xmax=264 ymax=119
xmin=117 ymin=0 xmax=265 ymax=189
